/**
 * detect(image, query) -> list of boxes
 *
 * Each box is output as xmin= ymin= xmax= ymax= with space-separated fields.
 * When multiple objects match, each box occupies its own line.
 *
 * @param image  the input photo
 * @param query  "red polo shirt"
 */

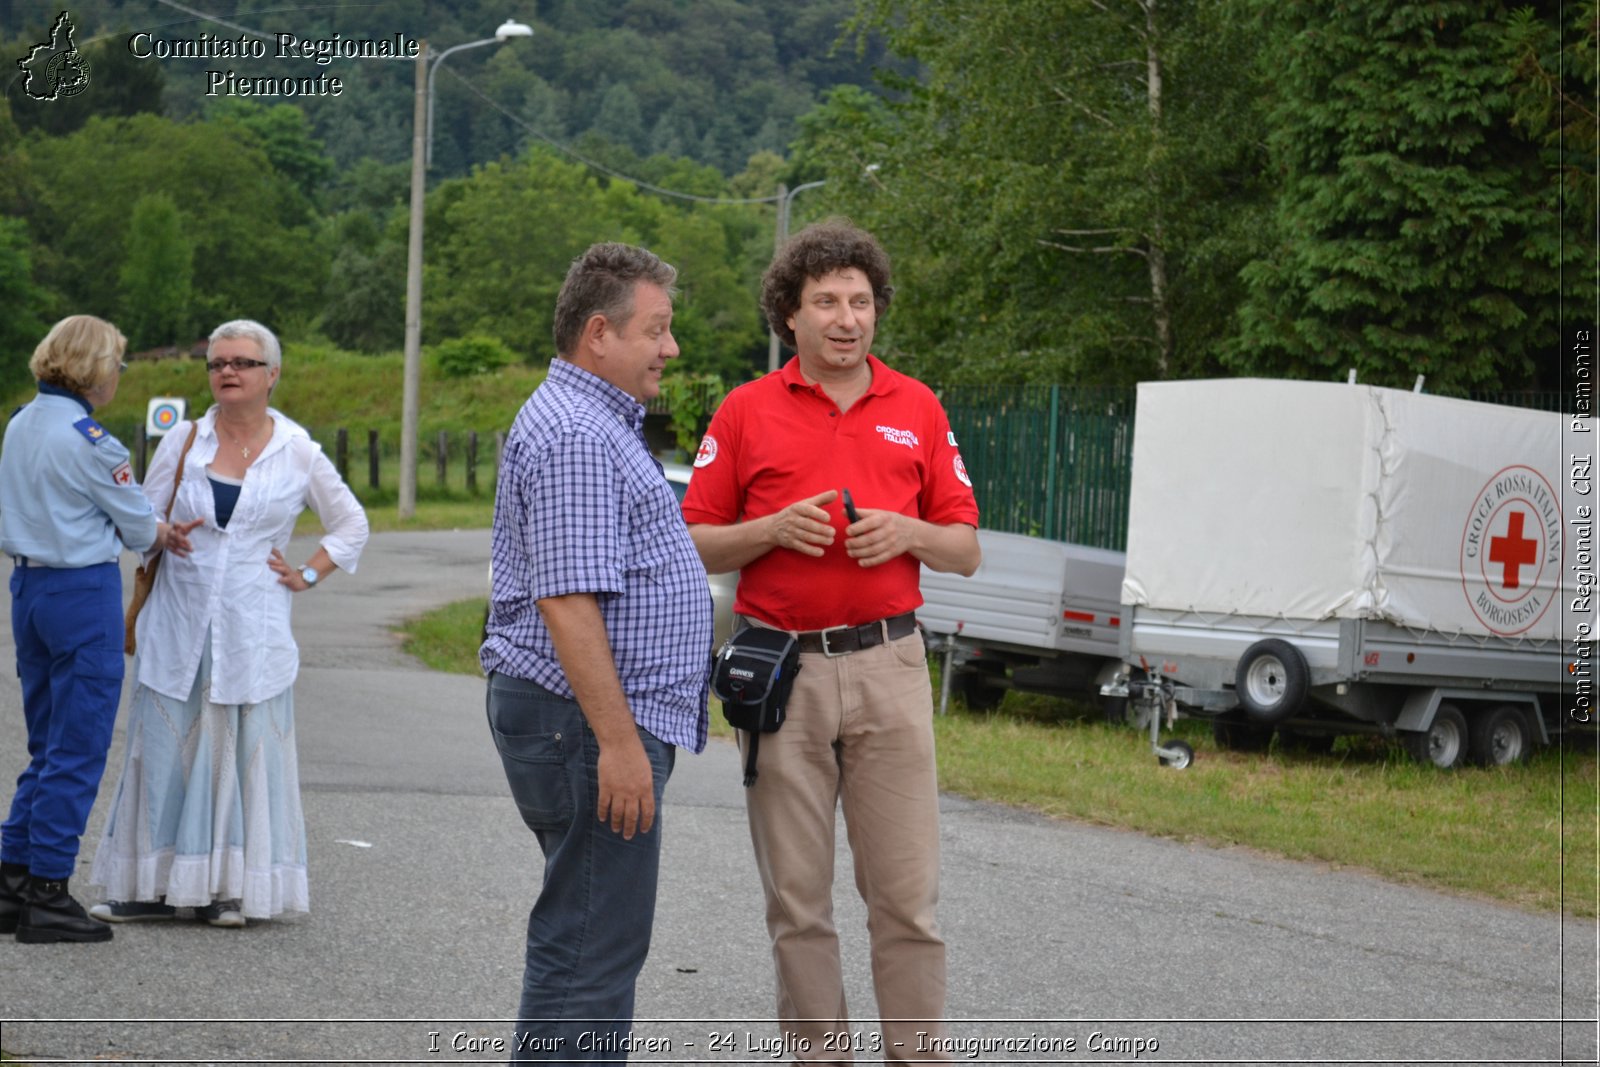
xmin=681 ymin=355 xmax=980 ymax=631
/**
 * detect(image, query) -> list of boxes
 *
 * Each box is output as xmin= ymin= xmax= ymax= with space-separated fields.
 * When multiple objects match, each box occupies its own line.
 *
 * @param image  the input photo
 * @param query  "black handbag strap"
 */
xmin=742 ymin=731 xmax=760 ymax=788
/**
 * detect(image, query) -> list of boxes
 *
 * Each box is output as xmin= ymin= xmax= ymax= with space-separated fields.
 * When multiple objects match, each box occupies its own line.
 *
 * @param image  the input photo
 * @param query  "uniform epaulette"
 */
xmin=72 ymin=416 xmax=110 ymax=444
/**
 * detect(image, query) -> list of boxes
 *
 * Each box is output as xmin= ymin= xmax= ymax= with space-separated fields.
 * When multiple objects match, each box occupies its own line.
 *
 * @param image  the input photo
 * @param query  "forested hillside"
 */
xmin=1 ymin=0 xmax=890 ymax=388
xmin=1 ymin=0 xmax=1591 ymax=401
xmin=3 ymin=0 xmax=895 ymax=174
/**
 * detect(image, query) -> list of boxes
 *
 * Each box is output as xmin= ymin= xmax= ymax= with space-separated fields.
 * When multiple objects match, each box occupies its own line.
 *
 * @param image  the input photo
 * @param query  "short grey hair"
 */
xmin=209 ymin=319 xmax=282 ymax=369
xmin=552 ymin=243 xmax=677 ymax=359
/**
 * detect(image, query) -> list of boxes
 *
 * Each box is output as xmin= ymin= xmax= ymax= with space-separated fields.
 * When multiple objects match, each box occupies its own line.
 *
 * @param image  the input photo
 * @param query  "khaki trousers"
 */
xmin=740 ymin=624 xmax=951 ymax=1064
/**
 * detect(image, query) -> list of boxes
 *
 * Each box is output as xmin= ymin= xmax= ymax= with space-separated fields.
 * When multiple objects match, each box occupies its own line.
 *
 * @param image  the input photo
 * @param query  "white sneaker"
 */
xmin=89 ymin=900 xmax=177 ymax=923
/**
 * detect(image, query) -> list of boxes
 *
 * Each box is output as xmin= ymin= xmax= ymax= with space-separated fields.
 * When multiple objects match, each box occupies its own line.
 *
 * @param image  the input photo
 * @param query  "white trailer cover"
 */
xmin=1122 ymin=379 xmax=1577 ymax=644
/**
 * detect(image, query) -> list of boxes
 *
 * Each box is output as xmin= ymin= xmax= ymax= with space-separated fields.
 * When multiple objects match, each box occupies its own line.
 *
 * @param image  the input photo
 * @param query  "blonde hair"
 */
xmin=29 ymin=315 xmax=127 ymax=395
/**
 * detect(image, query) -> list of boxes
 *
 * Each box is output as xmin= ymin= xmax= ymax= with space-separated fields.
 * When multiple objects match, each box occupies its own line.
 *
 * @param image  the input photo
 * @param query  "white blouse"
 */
xmin=134 ymin=408 xmax=369 ymax=705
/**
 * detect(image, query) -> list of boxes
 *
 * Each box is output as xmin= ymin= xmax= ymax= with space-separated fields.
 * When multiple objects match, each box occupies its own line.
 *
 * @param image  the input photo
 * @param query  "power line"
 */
xmin=148 ymin=0 xmax=785 ymax=207
xmin=439 ymin=69 xmax=782 ymax=206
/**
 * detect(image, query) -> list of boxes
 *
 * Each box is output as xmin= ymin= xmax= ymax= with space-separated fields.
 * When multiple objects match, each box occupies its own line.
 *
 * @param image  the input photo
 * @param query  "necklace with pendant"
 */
xmin=221 ymin=421 xmax=262 ymax=460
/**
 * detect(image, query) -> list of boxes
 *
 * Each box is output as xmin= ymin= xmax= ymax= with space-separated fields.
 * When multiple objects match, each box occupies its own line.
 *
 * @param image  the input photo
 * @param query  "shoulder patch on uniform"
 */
xmin=73 ymin=416 xmax=110 ymax=444
xmin=112 ymin=461 xmax=133 ymax=486
xmin=693 ymin=434 xmax=719 ymax=468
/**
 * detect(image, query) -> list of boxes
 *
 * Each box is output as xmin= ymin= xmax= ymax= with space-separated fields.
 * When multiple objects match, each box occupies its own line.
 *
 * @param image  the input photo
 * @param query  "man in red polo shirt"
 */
xmin=682 ymin=220 xmax=979 ymax=1063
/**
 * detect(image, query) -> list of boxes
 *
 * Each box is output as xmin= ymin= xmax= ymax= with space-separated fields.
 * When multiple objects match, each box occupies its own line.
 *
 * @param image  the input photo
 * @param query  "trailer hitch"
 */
xmin=1103 ymin=663 xmax=1193 ymax=770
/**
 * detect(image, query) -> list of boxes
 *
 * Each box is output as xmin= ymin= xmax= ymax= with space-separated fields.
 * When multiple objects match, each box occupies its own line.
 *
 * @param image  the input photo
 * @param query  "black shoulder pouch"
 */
xmin=710 ymin=626 xmax=801 ymax=786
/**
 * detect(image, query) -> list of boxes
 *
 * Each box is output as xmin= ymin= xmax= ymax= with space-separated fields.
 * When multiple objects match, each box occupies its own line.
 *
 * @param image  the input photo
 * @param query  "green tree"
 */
xmin=320 ymin=209 xmax=407 ymax=354
xmin=0 ymin=100 xmax=34 ymax=218
xmin=592 ymin=82 xmax=648 ymax=156
xmin=1504 ymin=0 xmax=1597 ymax=385
xmin=813 ymin=0 xmax=1268 ymax=386
xmin=208 ymin=100 xmax=335 ymax=207
xmin=1227 ymin=0 xmax=1560 ymax=393
xmin=24 ymin=114 xmax=323 ymax=333
xmin=0 ymin=217 xmax=50 ymax=394
xmin=425 ymin=147 xmax=765 ymax=376
xmin=117 ymin=192 xmax=194 ymax=350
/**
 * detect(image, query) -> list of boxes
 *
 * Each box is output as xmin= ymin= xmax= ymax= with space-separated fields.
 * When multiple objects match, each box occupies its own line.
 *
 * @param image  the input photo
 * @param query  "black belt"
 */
xmin=795 ymin=612 xmax=917 ymax=656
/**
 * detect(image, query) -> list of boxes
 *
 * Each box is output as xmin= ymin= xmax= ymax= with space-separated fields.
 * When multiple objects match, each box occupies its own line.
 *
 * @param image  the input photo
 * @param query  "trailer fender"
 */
xmin=1394 ymin=688 xmax=1549 ymax=746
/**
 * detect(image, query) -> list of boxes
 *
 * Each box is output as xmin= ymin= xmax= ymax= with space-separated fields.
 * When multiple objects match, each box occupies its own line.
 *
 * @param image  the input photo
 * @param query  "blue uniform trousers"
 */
xmin=2 ymin=561 xmax=124 ymax=879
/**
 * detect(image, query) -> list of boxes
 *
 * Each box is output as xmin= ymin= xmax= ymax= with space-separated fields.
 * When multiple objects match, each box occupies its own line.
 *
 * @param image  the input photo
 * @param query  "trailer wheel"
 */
xmin=955 ymin=666 xmax=1004 ymax=711
xmin=1100 ymin=695 xmax=1132 ymax=725
xmin=1212 ymin=718 xmax=1274 ymax=753
xmin=1469 ymin=704 xmax=1533 ymax=766
xmin=1158 ymin=739 xmax=1194 ymax=770
xmin=1403 ymin=703 xmax=1469 ymax=769
xmin=1234 ymin=639 xmax=1309 ymax=724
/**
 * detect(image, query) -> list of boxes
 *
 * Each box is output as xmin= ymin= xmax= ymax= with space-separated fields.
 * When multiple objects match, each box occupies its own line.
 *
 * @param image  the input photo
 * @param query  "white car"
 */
xmin=663 ymin=462 xmax=736 ymax=650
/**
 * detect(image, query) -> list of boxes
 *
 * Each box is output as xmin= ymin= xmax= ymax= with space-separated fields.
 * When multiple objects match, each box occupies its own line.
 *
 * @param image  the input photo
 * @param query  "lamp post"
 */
xmin=766 ymin=179 xmax=827 ymax=373
xmin=400 ymin=19 xmax=533 ymax=519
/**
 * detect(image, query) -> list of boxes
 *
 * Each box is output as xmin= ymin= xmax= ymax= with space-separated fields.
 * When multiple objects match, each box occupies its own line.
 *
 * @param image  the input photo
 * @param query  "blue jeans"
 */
xmin=486 ymin=672 xmax=675 ymax=1064
xmin=2 ymin=562 xmax=124 ymax=879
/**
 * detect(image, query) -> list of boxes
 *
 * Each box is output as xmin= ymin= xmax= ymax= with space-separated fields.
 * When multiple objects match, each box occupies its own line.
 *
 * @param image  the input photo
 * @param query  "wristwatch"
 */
xmin=300 ymin=565 xmax=319 ymax=588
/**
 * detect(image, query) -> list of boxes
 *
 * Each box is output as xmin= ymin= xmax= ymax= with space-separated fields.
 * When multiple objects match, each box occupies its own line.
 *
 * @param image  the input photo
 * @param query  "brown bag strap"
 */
xmin=162 ymin=421 xmax=200 ymax=521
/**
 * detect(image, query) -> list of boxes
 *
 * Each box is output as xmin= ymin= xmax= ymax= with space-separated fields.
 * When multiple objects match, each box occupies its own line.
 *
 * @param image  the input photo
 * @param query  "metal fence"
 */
xmin=940 ymin=385 xmax=1134 ymax=550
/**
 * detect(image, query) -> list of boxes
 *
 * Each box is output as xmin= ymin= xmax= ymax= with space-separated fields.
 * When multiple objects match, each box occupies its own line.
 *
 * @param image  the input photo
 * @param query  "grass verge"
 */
xmin=400 ymin=597 xmax=1599 ymax=918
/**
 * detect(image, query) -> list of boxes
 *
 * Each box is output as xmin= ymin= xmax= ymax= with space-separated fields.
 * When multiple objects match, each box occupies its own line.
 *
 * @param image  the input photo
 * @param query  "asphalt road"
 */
xmin=0 ymin=530 xmax=1595 ymax=1065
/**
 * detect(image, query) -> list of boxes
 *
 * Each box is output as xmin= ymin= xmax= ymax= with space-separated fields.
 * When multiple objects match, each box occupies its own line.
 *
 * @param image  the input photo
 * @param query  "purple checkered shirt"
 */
xmin=480 ymin=359 xmax=712 ymax=752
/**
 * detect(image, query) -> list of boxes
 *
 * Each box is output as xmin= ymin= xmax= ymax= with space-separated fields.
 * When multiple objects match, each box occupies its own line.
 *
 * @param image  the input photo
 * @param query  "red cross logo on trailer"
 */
xmin=1458 ymin=464 xmax=1560 ymax=636
xmin=1488 ymin=511 xmax=1537 ymax=590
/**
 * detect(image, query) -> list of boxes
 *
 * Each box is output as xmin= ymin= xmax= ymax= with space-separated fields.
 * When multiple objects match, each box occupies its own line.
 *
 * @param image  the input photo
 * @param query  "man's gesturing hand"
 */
xmin=767 ymin=489 xmax=840 ymax=558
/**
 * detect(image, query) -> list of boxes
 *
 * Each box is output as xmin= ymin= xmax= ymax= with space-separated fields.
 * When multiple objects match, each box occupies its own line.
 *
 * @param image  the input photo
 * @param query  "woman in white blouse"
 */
xmin=89 ymin=319 xmax=369 ymax=927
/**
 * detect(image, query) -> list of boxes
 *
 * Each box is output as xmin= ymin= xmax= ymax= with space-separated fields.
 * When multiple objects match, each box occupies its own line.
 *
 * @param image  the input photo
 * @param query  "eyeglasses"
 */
xmin=118 ymin=361 xmax=128 ymax=374
xmin=206 ymin=358 xmax=270 ymax=373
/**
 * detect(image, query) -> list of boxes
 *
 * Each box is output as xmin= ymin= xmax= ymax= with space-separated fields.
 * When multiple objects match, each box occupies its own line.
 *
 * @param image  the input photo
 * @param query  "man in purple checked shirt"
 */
xmin=480 ymin=243 xmax=713 ymax=1063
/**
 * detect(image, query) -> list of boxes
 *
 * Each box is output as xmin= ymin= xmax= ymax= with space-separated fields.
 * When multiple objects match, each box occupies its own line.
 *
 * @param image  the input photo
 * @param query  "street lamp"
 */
xmin=400 ymin=19 xmax=534 ymax=519
xmin=426 ymin=21 xmax=534 ymax=169
xmin=766 ymin=179 xmax=826 ymax=373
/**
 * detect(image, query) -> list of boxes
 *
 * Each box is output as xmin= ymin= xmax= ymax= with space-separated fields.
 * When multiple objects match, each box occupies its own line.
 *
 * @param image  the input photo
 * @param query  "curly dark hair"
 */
xmin=760 ymin=219 xmax=894 ymax=350
xmin=553 ymin=243 xmax=678 ymax=358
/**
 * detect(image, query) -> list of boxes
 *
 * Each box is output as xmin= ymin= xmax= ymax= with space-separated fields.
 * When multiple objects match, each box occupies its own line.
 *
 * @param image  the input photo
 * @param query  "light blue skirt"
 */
xmin=90 ymin=641 xmax=309 ymax=919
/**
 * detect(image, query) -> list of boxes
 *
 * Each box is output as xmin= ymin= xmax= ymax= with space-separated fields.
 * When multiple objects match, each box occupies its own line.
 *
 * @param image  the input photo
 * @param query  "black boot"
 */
xmin=16 ymin=875 xmax=113 ymax=944
xmin=0 ymin=862 xmax=27 ymax=934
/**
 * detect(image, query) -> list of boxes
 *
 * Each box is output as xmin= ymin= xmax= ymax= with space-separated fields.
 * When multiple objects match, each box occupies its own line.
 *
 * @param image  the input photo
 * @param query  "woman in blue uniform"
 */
xmin=0 ymin=315 xmax=198 ymax=944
